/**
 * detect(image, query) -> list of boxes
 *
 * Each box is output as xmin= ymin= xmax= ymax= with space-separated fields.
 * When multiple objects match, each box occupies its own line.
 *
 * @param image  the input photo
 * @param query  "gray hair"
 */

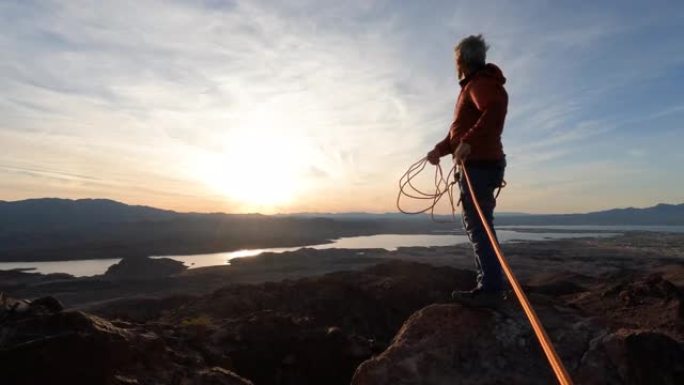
xmin=455 ymin=34 xmax=489 ymax=69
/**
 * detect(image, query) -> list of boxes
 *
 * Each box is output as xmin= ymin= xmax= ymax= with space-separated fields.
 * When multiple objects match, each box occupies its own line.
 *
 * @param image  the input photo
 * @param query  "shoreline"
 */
xmin=1 ymin=232 xmax=682 ymax=310
xmin=5 ymin=220 xmax=683 ymax=264
xmin=0 ymin=228 xmax=624 ymax=275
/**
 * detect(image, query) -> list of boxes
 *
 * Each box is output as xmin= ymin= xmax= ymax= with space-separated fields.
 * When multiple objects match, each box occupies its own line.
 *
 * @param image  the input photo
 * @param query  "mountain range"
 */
xmin=278 ymin=203 xmax=684 ymax=225
xmin=0 ymin=198 xmax=682 ymax=262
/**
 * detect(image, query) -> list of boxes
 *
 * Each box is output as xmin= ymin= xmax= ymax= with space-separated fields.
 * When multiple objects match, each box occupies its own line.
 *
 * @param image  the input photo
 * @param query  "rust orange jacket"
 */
xmin=433 ymin=63 xmax=508 ymax=162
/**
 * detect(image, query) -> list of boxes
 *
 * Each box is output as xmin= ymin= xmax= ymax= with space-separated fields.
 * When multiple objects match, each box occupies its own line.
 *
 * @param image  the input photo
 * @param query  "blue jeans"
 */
xmin=458 ymin=159 xmax=506 ymax=292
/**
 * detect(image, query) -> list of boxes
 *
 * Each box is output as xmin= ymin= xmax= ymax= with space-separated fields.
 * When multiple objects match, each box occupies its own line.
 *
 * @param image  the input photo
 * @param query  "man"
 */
xmin=427 ymin=34 xmax=508 ymax=304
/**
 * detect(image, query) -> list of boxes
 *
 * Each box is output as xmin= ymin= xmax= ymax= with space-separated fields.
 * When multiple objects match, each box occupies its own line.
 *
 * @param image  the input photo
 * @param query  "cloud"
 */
xmin=1 ymin=0 xmax=683 ymax=213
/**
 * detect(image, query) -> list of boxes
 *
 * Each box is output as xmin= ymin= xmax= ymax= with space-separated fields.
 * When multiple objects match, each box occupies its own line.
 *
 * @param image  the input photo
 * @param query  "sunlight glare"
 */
xmin=195 ymin=110 xmax=314 ymax=211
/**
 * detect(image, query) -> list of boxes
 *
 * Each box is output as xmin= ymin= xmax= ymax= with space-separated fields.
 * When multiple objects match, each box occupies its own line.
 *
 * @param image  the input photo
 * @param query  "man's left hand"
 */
xmin=453 ymin=142 xmax=471 ymax=162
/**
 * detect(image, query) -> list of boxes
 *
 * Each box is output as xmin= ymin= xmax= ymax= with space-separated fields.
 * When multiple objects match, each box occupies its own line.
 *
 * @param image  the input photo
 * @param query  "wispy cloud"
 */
xmin=1 ymin=0 xmax=683 ymax=213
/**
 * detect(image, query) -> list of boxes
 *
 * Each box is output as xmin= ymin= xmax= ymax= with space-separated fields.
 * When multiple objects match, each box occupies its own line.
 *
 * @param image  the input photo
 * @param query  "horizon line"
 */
xmin=1 ymin=196 xmax=682 ymax=217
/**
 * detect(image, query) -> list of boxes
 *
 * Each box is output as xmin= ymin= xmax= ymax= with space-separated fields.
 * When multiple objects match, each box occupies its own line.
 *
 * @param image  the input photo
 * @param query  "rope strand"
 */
xmin=396 ymin=157 xmax=458 ymax=222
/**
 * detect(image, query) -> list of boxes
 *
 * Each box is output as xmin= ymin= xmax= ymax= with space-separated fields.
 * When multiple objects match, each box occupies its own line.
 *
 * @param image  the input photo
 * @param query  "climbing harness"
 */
xmin=397 ymin=156 xmax=574 ymax=385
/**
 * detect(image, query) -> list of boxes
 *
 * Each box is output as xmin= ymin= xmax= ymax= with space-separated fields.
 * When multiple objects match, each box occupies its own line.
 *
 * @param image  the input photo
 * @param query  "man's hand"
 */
xmin=427 ymin=149 xmax=440 ymax=165
xmin=453 ymin=142 xmax=471 ymax=162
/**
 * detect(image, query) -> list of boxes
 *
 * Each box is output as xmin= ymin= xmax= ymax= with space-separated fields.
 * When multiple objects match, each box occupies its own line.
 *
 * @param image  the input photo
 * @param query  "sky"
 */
xmin=1 ymin=0 xmax=683 ymax=214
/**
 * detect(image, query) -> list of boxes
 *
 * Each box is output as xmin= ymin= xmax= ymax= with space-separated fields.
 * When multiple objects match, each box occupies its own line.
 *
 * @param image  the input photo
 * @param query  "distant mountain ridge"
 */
xmin=0 ymin=198 xmax=179 ymax=230
xmin=1 ymin=198 xmax=682 ymax=262
xmin=0 ymin=198 xmax=267 ymax=231
xmin=1 ymin=198 xmax=683 ymax=226
xmin=496 ymin=203 xmax=684 ymax=226
xmin=280 ymin=204 xmax=684 ymax=225
xmin=0 ymin=198 xmax=451 ymax=262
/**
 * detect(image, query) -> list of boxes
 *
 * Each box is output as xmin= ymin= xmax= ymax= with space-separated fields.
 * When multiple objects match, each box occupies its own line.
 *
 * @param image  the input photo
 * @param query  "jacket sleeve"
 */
xmin=433 ymin=131 xmax=453 ymax=157
xmin=459 ymin=80 xmax=507 ymax=144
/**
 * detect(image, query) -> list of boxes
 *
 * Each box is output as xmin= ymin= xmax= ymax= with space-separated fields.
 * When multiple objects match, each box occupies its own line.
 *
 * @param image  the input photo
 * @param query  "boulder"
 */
xmin=352 ymin=300 xmax=684 ymax=385
xmin=0 ymin=292 xmax=63 ymax=318
xmin=576 ymin=329 xmax=684 ymax=385
xmin=351 ymin=303 xmax=556 ymax=385
xmin=570 ymin=273 xmax=683 ymax=340
xmin=0 ymin=293 xmax=252 ymax=385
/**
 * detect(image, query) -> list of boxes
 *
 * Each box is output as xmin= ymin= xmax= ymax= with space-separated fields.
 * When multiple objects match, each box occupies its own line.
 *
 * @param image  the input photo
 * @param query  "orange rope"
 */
xmin=396 ymin=157 xmax=458 ymax=222
xmin=459 ymin=160 xmax=574 ymax=385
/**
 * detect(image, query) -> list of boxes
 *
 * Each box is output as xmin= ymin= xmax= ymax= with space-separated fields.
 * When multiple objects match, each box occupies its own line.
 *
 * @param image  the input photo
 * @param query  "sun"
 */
xmin=194 ymin=118 xmax=315 ymax=211
xmin=196 ymin=134 xmax=301 ymax=209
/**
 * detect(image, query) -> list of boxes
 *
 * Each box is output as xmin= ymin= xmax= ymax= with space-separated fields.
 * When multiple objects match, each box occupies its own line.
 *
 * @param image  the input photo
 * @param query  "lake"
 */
xmin=2 ymin=225 xmax=680 ymax=277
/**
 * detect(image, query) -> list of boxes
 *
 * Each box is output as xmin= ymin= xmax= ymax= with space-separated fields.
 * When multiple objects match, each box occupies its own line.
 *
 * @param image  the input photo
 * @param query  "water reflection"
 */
xmin=0 ymin=229 xmax=624 ymax=277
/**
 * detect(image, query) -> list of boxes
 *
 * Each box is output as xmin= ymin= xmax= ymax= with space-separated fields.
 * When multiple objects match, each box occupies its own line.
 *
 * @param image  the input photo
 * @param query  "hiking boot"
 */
xmin=451 ymin=288 xmax=507 ymax=308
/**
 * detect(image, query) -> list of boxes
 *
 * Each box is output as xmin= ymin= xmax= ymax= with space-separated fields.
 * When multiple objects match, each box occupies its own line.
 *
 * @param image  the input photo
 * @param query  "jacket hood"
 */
xmin=480 ymin=63 xmax=506 ymax=84
xmin=460 ymin=63 xmax=506 ymax=86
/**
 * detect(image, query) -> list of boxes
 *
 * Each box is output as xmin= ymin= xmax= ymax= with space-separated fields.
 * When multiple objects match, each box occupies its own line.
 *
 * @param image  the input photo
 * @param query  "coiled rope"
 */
xmin=397 ymin=156 xmax=574 ymax=385
xmin=396 ymin=157 xmax=459 ymax=222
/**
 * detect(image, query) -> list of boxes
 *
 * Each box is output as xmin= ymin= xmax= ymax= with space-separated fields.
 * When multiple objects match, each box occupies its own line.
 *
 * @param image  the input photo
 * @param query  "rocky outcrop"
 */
xmin=104 ymin=256 xmax=187 ymax=280
xmin=576 ymin=329 xmax=684 ymax=385
xmin=0 ymin=261 xmax=469 ymax=385
xmin=352 ymin=272 xmax=684 ymax=385
xmin=2 ymin=260 xmax=683 ymax=385
xmin=0 ymin=292 xmax=252 ymax=385
xmin=160 ymin=261 xmax=475 ymax=385
xmin=352 ymin=303 xmax=569 ymax=385
xmin=570 ymin=273 xmax=684 ymax=340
